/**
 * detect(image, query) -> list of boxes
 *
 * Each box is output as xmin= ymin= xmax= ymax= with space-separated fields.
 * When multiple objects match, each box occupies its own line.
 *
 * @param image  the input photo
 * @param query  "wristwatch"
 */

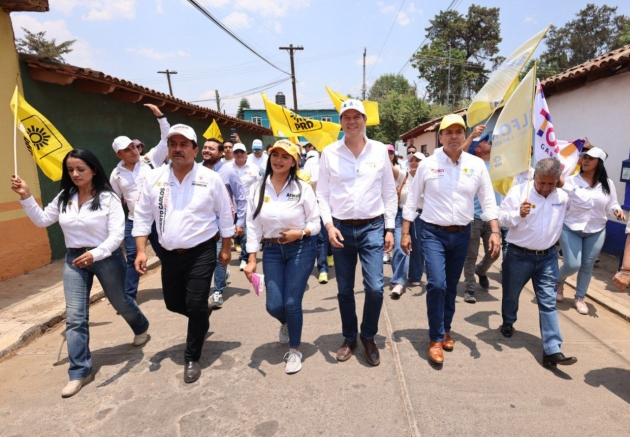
xmin=385 ymin=228 xmax=395 ymax=234
xmin=300 ymin=230 xmax=306 ymax=239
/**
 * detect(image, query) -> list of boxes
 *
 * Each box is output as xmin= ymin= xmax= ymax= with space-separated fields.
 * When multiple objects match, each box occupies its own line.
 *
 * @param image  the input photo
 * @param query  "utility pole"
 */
xmin=158 ymin=69 xmax=177 ymax=96
xmin=446 ymin=44 xmax=451 ymax=108
xmin=279 ymin=44 xmax=304 ymax=112
xmin=362 ymin=47 xmax=366 ymax=100
xmin=215 ymin=90 xmax=221 ymax=112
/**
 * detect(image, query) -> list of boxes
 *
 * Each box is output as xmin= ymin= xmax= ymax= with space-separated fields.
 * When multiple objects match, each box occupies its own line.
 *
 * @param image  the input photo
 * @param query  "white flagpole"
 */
xmin=13 ymin=86 xmax=18 ymax=177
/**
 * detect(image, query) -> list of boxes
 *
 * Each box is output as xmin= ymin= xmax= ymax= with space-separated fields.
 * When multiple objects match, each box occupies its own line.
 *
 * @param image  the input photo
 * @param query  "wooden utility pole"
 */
xmin=362 ymin=47 xmax=367 ymax=100
xmin=158 ymin=70 xmax=177 ymax=96
xmin=215 ymin=90 xmax=221 ymax=112
xmin=279 ymin=44 xmax=304 ymax=112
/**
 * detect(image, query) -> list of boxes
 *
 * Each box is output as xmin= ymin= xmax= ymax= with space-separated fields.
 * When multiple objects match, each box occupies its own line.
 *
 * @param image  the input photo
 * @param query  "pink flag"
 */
xmin=251 ymin=273 xmax=264 ymax=296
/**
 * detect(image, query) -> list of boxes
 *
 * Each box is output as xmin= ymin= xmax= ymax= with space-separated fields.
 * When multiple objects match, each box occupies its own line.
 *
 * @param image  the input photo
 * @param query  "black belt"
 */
xmin=68 ymin=247 xmax=95 ymax=253
xmin=169 ymin=233 xmax=219 ymax=255
xmin=333 ymin=215 xmax=382 ymax=226
xmin=510 ymin=244 xmax=554 ymax=256
xmin=426 ymin=222 xmax=469 ymax=233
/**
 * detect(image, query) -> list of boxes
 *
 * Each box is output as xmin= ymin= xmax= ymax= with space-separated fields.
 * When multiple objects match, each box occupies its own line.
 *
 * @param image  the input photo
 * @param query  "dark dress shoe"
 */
xmin=184 ymin=361 xmax=201 ymax=383
xmin=336 ymin=339 xmax=357 ymax=362
xmin=477 ymin=272 xmax=490 ymax=290
xmin=500 ymin=323 xmax=514 ymax=338
xmin=442 ymin=332 xmax=454 ymax=351
xmin=542 ymin=353 xmax=577 ymax=367
xmin=360 ymin=335 xmax=380 ymax=366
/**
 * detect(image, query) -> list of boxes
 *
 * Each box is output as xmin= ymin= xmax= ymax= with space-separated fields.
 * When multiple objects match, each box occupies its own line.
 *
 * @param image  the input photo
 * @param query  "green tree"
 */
xmin=15 ymin=28 xmax=75 ymax=63
xmin=236 ymin=97 xmax=250 ymax=119
xmin=366 ymin=90 xmax=432 ymax=144
xmin=367 ymin=74 xmax=414 ymax=101
xmin=411 ymin=4 xmax=502 ymax=104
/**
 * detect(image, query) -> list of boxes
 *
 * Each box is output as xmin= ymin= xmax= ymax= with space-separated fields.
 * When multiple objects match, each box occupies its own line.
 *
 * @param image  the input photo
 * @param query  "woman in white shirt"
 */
xmin=11 ymin=149 xmax=150 ymax=398
xmin=558 ymin=147 xmax=625 ymax=313
xmin=384 ymin=144 xmax=407 ymax=264
xmin=244 ymin=140 xmax=320 ymax=374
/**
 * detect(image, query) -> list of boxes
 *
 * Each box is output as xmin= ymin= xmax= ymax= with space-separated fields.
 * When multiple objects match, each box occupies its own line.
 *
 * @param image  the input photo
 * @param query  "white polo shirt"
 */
xmin=499 ymin=183 xmax=569 ymax=250
xmin=228 ymin=161 xmax=262 ymax=195
xmin=403 ymin=147 xmax=498 ymax=225
xmin=316 ymin=136 xmax=397 ymax=229
xmin=562 ymin=174 xmax=621 ymax=233
xmin=133 ymin=163 xmax=235 ymax=250
xmin=247 ymin=152 xmax=268 ymax=174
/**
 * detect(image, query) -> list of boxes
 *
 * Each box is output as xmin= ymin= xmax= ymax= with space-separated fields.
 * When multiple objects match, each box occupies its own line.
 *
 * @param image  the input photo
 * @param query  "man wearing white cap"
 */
xmin=247 ymin=139 xmax=268 ymax=173
xmin=402 ymin=114 xmax=499 ymax=365
xmin=317 ymin=99 xmax=397 ymax=366
xmin=109 ymin=103 xmax=169 ymax=300
xmin=133 ymin=124 xmax=235 ymax=383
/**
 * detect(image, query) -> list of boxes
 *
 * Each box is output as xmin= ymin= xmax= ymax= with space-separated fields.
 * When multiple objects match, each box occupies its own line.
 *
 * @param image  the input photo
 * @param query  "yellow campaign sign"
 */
xmin=325 ymin=86 xmax=380 ymax=126
xmin=467 ymin=25 xmax=549 ymax=127
xmin=262 ymin=93 xmax=341 ymax=152
xmin=10 ymin=86 xmax=73 ymax=181
xmin=489 ymin=66 xmax=536 ymax=182
xmin=203 ymin=119 xmax=223 ymax=142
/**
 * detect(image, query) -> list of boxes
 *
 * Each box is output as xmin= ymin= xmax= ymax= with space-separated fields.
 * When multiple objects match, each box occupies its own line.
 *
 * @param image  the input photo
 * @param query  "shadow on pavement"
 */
xmin=137 ymin=288 xmax=164 ymax=305
xmin=303 ymin=307 xmax=336 ymax=314
xmin=248 ymin=341 xmax=318 ymax=377
xmin=222 ymin=286 xmax=250 ymax=303
xmin=392 ymin=328 xmax=480 ymax=364
xmin=312 ymin=333 xmax=387 ymax=368
xmin=148 ymin=337 xmax=241 ymax=374
xmin=584 ymin=367 xmax=630 ymax=404
xmin=556 ymin=298 xmax=599 ymax=318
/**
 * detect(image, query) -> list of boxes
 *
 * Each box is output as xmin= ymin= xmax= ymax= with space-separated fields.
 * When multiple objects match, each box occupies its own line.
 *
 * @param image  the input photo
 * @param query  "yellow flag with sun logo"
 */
xmin=202 ymin=119 xmax=224 ymax=142
xmin=10 ymin=86 xmax=73 ymax=181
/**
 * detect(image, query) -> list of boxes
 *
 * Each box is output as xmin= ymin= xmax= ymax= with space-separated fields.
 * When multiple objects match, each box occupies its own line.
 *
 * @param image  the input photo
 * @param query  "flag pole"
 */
xmin=12 ymin=85 xmax=18 ymax=177
xmin=526 ymin=63 xmax=537 ymax=202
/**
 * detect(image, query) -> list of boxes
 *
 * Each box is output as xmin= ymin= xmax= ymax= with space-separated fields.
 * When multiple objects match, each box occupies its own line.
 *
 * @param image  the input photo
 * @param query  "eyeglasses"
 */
xmin=234 ymin=150 xmax=246 ymax=154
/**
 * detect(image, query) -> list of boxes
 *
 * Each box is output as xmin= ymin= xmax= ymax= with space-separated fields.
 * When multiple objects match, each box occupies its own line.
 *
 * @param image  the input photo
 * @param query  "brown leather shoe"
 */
xmin=360 ymin=335 xmax=380 ymax=366
xmin=336 ymin=339 xmax=357 ymax=362
xmin=428 ymin=341 xmax=444 ymax=364
xmin=443 ymin=332 xmax=454 ymax=351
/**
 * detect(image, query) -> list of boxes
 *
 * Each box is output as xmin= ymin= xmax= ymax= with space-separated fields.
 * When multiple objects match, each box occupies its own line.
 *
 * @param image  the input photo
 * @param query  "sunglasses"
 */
xmin=234 ymin=150 xmax=246 ymax=154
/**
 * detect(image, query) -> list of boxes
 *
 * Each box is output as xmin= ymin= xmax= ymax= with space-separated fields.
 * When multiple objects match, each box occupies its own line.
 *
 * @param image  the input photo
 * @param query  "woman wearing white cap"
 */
xmin=558 ymin=147 xmax=625 ymax=313
xmin=244 ymin=140 xmax=320 ymax=374
xmin=384 ymin=144 xmax=407 ymax=264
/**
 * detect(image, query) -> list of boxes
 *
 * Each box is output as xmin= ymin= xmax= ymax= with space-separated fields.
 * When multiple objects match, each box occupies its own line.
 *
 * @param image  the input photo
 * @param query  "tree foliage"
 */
xmin=411 ymin=4 xmax=502 ymax=105
xmin=236 ymin=98 xmax=251 ymax=119
xmin=368 ymin=74 xmax=414 ymax=102
xmin=15 ymin=28 xmax=75 ymax=63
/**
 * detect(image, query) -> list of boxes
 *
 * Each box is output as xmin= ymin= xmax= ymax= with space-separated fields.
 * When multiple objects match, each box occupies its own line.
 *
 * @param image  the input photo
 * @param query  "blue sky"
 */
xmin=12 ymin=0 xmax=630 ymax=116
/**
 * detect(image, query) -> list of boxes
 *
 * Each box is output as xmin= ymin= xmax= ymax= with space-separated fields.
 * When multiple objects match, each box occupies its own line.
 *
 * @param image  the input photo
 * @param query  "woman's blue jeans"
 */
xmin=391 ymin=209 xmax=408 ymax=286
xmin=558 ymin=224 xmax=606 ymax=299
xmin=262 ymin=238 xmax=315 ymax=348
xmin=63 ymin=248 xmax=149 ymax=380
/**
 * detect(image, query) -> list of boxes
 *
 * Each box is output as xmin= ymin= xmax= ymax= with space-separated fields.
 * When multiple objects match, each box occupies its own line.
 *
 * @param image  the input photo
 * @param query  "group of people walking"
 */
xmin=10 ymin=99 xmax=627 ymax=398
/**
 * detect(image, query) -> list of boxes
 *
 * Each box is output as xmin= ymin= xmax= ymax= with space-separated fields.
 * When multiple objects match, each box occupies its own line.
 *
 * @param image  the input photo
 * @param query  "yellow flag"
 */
xmin=203 ymin=119 xmax=223 ymax=141
xmin=262 ymin=93 xmax=340 ymax=152
xmin=467 ymin=25 xmax=549 ymax=127
xmin=325 ymin=86 xmax=380 ymax=126
xmin=10 ymin=86 xmax=73 ymax=181
xmin=489 ymin=66 xmax=536 ymax=184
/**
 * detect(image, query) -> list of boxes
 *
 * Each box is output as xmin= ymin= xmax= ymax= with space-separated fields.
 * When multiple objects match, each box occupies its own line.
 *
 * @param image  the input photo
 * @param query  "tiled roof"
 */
xmin=400 ymin=107 xmax=467 ymax=141
xmin=19 ymin=53 xmax=272 ymax=135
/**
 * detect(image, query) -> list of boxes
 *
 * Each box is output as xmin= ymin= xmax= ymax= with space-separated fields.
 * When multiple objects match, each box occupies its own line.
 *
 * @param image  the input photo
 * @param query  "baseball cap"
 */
xmin=252 ymin=139 xmax=263 ymax=150
xmin=339 ymin=99 xmax=367 ymax=119
xmin=132 ymin=139 xmax=145 ymax=148
xmin=408 ymin=152 xmax=425 ymax=161
xmin=439 ymin=114 xmax=466 ymax=131
xmin=306 ymin=150 xmax=319 ymax=159
xmin=386 ymin=144 xmax=395 ymax=152
xmin=269 ymin=139 xmax=300 ymax=163
xmin=165 ymin=124 xmax=197 ymax=143
xmin=233 ymin=143 xmax=247 ymax=153
xmin=468 ymin=133 xmax=491 ymax=154
xmin=112 ymin=136 xmax=133 ymax=153
xmin=579 ymin=146 xmax=607 ymax=161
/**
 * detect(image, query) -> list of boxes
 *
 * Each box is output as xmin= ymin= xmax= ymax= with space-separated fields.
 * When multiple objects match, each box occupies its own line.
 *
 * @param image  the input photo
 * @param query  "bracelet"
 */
xmin=402 ymin=233 xmax=410 ymax=236
xmin=491 ymin=232 xmax=500 ymax=235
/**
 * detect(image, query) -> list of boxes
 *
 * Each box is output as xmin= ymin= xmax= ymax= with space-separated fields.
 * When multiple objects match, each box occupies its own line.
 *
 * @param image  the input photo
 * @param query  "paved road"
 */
xmin=1 ymin=257 xmax=630 ymax=436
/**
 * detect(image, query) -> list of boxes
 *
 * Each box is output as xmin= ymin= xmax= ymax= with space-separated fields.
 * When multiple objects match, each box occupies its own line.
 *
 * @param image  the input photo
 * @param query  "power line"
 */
xmin=189 ymin=77 xmax=291 ymax=103
xmin=231 ymin=0 xmax=291 ymax=44
xmin=187 ymin=0 xmax=290 ymax=76
xmin=368 ymin=0 xmax=406 ymax=79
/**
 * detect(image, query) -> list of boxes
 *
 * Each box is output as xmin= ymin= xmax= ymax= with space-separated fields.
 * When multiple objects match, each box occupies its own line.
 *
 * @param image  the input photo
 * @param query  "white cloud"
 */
xmin=12 ymin=15 xmax=98 ymax=67
xmin=230 ymin=0 xmax=309 ymax=18
xmin=357 ymin=55 xmax=381 ymax=66
xmin=408 ymin=2 xmax=421 ymax=14
xmin=126 ymin=47 xmax=191 ymax=60
xmin=222 ymin=11 xmax=252 ymax=30
xmin=49 ymin=0 xmax=136 ymax=21
xmin=397 ymin=11 xmax=411 ymax=26
xmin=523 ymin=14 xmax=538 ymax=24
xmin=156 ymin=0 xmax=164 ymax=13
xmin=273 ymin=21 xmax=282 ymax=33
xmin=377 ymin=1 xmax=396 ymax=14
xmin=177 ymin=50 xmax=191 ymax=57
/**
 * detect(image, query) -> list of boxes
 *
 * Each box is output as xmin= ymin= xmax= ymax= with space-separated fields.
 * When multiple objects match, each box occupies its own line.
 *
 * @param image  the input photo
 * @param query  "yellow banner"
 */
xmin=10 ymin=86 xmax=73 ymax=181
xmin=203 ymin=119 xmax=223 ymax=142
xmin=325 ymin=86 xmax=380 ymax=126
xmin=467 ymin=25 xmax=549 ymax=127
xmin=489 ymin=66 xmax=536 ymax=183
xmin=262 ymin=93 xmax=340 ymax=152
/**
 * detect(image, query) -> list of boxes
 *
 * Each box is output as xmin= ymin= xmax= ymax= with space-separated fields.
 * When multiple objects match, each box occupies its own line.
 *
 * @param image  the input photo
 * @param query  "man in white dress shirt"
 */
xmin=402 ymin=114 xmax=499 ymax=365
xmin=247 ymin=139 xmax=268 ymax=173
xmin=498 ymin=158 xmax=577 ymax=367
xmin=133 ymin=124 xmax=235 ymax=383
xmin=317 ymin=99 xmax=397 ymax=367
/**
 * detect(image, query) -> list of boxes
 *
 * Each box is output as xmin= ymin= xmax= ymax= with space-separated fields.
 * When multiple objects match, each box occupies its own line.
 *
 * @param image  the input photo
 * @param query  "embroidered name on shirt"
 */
xmin=552 ymin=203 xmax=562 ymax=207
xmin=286 ymin=193 xmax=300 ymax=200
xmin=192 ymin=181 xmax=208 ymax=187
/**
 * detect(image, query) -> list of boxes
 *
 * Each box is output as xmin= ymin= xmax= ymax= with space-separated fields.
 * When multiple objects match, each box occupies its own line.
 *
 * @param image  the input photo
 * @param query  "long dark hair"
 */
xmin=582 ymin=158 xmax=610 ymax=196
xmin=253 ymin=152 xmax=302 ymax=219
xmin=58 ymin=149 xmax=116 ymax=212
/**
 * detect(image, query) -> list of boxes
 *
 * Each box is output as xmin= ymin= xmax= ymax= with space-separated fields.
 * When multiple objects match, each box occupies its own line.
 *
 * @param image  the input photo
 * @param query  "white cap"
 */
xmin=112 ymin=136 xmax=133 ymax=153
xmin=252 ymin=139 xmax=263 ymax=150
xmin=339 ymin=99 xmax=366 ymax=118
xmin=408 ymin=152 xmax=425 ymax=161
xmin=233 ymin=143 xmax=247 ymax=153
xmin=165 ymin=124 xmax=197 ymax=143
xmin=580 ymin=146 xmax=607 ymax=161
xmin=306 ymin=150 xmax=319 ymax=159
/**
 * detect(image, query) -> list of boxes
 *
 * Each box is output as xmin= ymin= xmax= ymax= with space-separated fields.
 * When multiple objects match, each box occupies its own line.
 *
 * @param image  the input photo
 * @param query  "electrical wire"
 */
xmin=190 ymin=77 xmax=291 ymax=102
xmin=367 ymin=0 xmax=406 ymax=78
xmin=231 ymin=0 xmax=291 ymax=44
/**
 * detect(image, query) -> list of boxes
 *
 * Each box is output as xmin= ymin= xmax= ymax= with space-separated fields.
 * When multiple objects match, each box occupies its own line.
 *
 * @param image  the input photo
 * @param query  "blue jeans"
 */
xmin=263 ymin=238 xmax=315 ymax=348
xmin=501 ymin=244 xmax=563 ymax=356
xmin=125 ymin=220 xmax=163 ymax=300
xmin=332 ymin=216 xmax=385 ymax=342
xmin=558 ymin=225 xmax=606 ymax=299
xmin=213 ymin=237 xmax=227 ymax=294
xmin=408 ymin=216 xmax=425 ymax=282
xmin=316 ymin=219 xmax=331 ymax=274
xmin=63 ymin=248 xmax=149 ymax=380
xmin=422 ymin=220 xmax=470 ymax=342
xmin=391 ymin=209 xmax=408 ymax=285
xmin=235 ymin=214 xmax=249 ymax=263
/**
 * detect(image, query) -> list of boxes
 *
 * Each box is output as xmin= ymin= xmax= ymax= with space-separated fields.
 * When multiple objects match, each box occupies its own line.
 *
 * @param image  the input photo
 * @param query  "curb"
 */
xmin=564 ymin=278 xmax=630 ymax=322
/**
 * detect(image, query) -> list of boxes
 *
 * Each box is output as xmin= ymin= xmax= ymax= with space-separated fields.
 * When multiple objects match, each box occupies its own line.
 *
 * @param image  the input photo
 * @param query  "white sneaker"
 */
xmin=132 ymin=329 xmax=150 ymax=346
xmin=383 ymin=253 xmax=391 ymax=264
xmin=240 ymin=260 xmax=247 ymax=271
xmin=279 ymin=323 xmax=289 ymax=344
xmin=210 ymin=291 xmax=223 ymax=309
xmin=575 ymin=298 xmax=588 ymax=315
xmin=226 ymin=269 xmax=231 ymax=280
xmin=410 ymin=281 xmax=421 ymax=286
xmin=61 ymin=374 xmax=93 ymax=398
xmin=391 ymin=284 xmax=403 ymax=297
xmin=284 ymin=349 xmax=303 ymax=374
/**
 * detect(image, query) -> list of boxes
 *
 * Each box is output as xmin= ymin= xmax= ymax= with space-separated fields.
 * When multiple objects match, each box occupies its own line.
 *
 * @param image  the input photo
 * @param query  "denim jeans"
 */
xmin=263 ymin=238 xmax=315 ymax=348
xmin=408 ymin=215 xmax=425 ymax=283
xmin=463 ymin=218 xmax=500 ymax=292
xmin=391 ymin=209 xmax=409 ymax=286
xmin=316 ymin=219 xmax=331 ymax=274
xmin=235 ymin=213 xmax=249 ymax=263
xmin=332 ymin=216 xmax=385 ymax=342
xmin=501 ymin=244 xmax=563 ymax=356
xmin=558 ymin=224 xmax=606 ymax=299
xmin=125 ymin=220 xmax=163 ymax=300
xmin=213 ymin=237 xmax=227 ymax=294
xmin=63 ymin=248 xmax=149 ymax=380
xmin=422 ymin=220 xmax=471 ymax=342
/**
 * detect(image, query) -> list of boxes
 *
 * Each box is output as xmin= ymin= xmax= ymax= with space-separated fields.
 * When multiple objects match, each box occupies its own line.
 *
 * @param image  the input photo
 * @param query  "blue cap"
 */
xmin=468 ymin=133 xmax=490 ymax=154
